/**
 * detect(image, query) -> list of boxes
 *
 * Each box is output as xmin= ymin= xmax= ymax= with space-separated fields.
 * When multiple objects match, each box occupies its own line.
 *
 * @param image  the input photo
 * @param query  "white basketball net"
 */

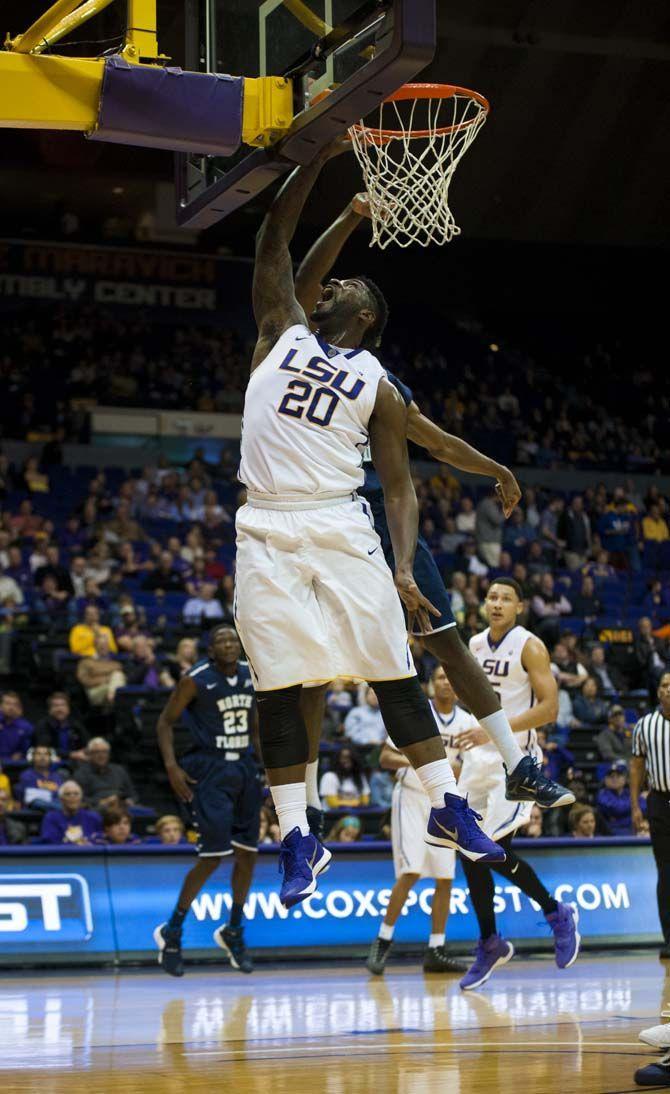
xmin=349 ymin=88 xmax=488 ymax=249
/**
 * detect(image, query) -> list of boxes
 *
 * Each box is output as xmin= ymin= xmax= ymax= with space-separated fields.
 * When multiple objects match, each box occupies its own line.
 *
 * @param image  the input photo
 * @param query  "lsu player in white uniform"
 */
xmin=366 ymin=667 xmax=473 ymax=977
xmin=455 ymin=578 xmax=581 ymax=990
xmin=236 ymin=140 xmax=505 ymax=911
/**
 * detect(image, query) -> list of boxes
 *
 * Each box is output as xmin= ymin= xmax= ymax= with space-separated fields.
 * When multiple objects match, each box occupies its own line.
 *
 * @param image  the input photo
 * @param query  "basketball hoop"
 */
xmin=348 ymin=83 xmax=490 ymax=249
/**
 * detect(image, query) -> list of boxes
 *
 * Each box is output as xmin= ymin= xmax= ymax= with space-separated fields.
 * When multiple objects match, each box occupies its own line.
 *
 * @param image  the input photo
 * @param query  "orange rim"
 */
xmin=350 ymin=82 xmax=490 ymax=143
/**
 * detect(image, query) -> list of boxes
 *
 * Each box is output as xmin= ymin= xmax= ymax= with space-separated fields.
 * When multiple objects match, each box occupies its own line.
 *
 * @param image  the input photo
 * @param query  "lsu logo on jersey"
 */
xmin=481 ymin=658 xmax=511 ymax=679
xmin=276 ymin=348 xmax=365 ymax=427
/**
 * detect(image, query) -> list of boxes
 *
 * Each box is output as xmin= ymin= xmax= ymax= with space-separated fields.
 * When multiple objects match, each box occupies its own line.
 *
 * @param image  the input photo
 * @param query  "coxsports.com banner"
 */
xmin=0 ymin=839 xmax=661 ymax=965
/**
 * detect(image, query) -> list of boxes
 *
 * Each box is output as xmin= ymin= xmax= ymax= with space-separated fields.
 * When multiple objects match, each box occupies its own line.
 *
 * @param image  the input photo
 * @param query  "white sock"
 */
xmin=429 ymin=933 xmax=445 ymax=949
xmin=305 ymin=760 xmax=321 ymax=810
xmin=414 ymin=759 xmax=458 ymax=808
xmin=272 ymin=782 xmax=309 ymax=839
xmin=479 ymin=709 xmax=525 ymax=771
xmin=379 ymin=921 xmax=394 ymax=941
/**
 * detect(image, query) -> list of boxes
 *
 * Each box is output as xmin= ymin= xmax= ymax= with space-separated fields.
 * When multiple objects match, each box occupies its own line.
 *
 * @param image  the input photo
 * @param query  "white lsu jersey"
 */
xmin=469 ymin=624 xmax=537 ymax=756
xmin=392 ymin=701 xmax=476 ymax=794
xmin=238 ymin=324 xmax=385 ymax=499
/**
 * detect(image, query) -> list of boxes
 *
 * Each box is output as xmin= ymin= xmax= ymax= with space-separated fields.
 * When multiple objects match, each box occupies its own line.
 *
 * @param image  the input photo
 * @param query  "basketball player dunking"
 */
xmin=455 ymin=578 xmax=581 ymax=990
xmin=235 ymin=140 xmax=507 ymax=911
xmin=291 ymin=191 xmax=574 ymax=833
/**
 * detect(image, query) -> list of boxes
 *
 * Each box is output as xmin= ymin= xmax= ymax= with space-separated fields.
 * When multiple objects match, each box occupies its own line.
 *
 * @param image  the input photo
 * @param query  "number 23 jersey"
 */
xmin=239 ymin=324 xmax=385 ymax=498
xmin=183 ymin=659 xmax=255 ymax=755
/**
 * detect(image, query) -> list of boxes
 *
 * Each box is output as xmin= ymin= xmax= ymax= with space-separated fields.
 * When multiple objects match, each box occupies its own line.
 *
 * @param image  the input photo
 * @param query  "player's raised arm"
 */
xmin=294 ymin=195 xmax=367 ymax=318
xmin=156 ymin=675 xmax=198 ymax=802
xmin=406 ymin=402 xmax=521 ymax=518
xmin=369 ymin=378 xmax=439 ymax=632
xmin=251 ymin=142 xmax=345 ymax=371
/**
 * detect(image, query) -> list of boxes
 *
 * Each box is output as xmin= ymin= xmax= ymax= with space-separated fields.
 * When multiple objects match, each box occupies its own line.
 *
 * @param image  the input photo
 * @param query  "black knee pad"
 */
xmin=256 ymin=684 xmax=308 ymax=768
xmin=371 ymin=676 xmax=439 ymax=750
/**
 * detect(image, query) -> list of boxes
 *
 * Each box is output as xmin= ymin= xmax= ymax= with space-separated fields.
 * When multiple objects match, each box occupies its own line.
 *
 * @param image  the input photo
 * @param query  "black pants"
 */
xmin=460 ymin=832 xmax=557 ymax=941
xmin=648 ymin=790 xmax=670 ymax=944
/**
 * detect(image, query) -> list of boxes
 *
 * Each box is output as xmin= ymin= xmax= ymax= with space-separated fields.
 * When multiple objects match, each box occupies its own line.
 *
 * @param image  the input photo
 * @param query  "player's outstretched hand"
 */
xmin=351 ymin=192 xmax=372 ymax=219
xmin=166 ymin=763 xmax=197 ymax=803
xmin=454 ymin=726 xmax=490 ymax=751
xmin=395 ymin=570 xmax=440 ymax=635
xmin=495 ymin=466 xmax=522 ymax=518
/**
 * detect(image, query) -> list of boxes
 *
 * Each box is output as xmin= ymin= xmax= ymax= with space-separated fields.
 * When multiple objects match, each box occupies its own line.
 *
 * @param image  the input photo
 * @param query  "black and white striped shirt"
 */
xmin=632 ymin=709 xmax=670 ymax=792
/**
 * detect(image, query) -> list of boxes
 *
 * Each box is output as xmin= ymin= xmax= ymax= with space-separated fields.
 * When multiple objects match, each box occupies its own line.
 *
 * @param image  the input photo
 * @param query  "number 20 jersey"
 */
xmin=238 ymin=324 xmax=386 ymax=498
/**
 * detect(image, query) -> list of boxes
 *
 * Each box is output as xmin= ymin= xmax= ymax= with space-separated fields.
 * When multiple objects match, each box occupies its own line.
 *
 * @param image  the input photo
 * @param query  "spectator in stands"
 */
xmin=475 ymin=488 xmax=504 ymax=567
xmin=94 ymin=807 xmax=141 ymax=845
xmin=642 ymin=580 xmax=670 ymax=631
xmin=101 ymin=499 xmax=146 ymax=544
xmin=571 ymin=575 xmax=602 ymax=625
xmin=595 ymin=704 xmax=632 ymax=761
xmin=319 ymin=746 xmax=370 ymax=808
xmin=583 ymin=549 xmax=616 ymax=580
xmin=40 ymin=781 xmax=102 ymax=845
xmin=162 ymin=637 xmax=198 ymax=685
xmin=327 ymin=815 xmax=362 ymax=843
xmin=16 ymin=745 xmax=64 ymax=808
xmin=642 ymin=502 xmax=669 ymax=543
xmin=535 ymin=728 xmax=574 ymax=783
xmin=455 ymin=496 xmax=476 ymax=535
xmin=596 ymin=760 xmax=641 ymax=835
xmin=69 ymin=556 xmax=87 ymax=598
xmin=0 ymin=569 xmax=24 ymax=610
xmin=568 ymin=803 xmax=597 ymax=838
xmin=114 ymin=605 xmax=150 ymax=651
xmin=369 ymin=768 xmax=394 ymax=808
xmin=539 ymin=497 xmax=565 ymax=558
xmin=76 ymin=632 xmax=126 ymax=707
xmin=551 ymin=641 xmax=587 ymax=695
xmin=598 ymin=498 xmax=639 ymax=571
xmin=0 ymin=787 xmax=26 ymax=845
xmin=518 ymin=804 xmax=543 ymax=838
xmin=125 ymin=635 xmax=163 ymax=689
xmin=526 ymin=540 xmax=551 ymax=578
xmin=531 ymin=573 xmax=572 ymax=644
xmin=142 ymin=550 xmax=185 ymax=592
xmin=69 ymin=603 xmax=117 ymax=657
xmin=183 ymin=582 xmax=224 ymax=626
xmin=560 ymin=495 xmax=592 ymax=571
xmin=634 ymin=616 xmax=669 ymax=692
xmin=343 ymin=688 xmax=386 ymax=747
xmin=73 ymin=737 xmax=137 ymax=809
xmin=34 ymin=692 xmax=88 ymax=760
xmin=154 ymin=814 xmax=188 ymax=845
xmin=588 ymin=645 xmax=624 ymax=698
xmin=573 ymin=676 xmax=609 ymax=727
xmin=0 ymin=692 xmax=33 ymax=759
xmin=325 ymin=679 xmax=354 ymax=724
xmin=33 ymin=544 xmax=74 ymax=595
xmin=34 ymin=573 xmax=71 ymax=627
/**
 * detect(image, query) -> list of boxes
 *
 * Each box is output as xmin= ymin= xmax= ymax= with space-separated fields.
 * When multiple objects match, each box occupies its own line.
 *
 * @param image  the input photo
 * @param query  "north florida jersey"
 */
xmin=469 ymin=625 xmax=537 ymax=757
xmin=393 ymin=702 xmax=475 ymax=794
xmin=238 ymin=323 xmax=385 ymax=498
xmin=184 ymin=659 xmax=255 ymax=756
xmin=359 ymin=370 xmax=414 ymax=517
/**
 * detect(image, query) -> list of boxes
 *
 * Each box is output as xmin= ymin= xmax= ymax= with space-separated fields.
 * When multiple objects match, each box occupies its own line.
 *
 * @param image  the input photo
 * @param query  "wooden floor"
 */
xmin=1 ymin=953 xmax=668 ymax=1093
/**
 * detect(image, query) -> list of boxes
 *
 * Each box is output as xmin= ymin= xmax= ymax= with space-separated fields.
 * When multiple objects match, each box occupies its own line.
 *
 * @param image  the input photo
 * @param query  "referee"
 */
xmin=630 ymin=670 xmax=670 ymax=959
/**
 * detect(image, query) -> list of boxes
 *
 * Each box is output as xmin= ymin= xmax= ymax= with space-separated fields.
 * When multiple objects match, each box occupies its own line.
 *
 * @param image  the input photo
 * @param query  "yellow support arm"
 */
xmin=0 ymin=52 xmax=102 ymax=130
xmin=122 ymin=0 xmax=160 ymax=62
xmin=242 ymin=77 xmax=294 ymax=148
xmin=8 ymin=0 xmax=85 ymax=53
xmin=31 ymin=0 xmax=116 ymax=55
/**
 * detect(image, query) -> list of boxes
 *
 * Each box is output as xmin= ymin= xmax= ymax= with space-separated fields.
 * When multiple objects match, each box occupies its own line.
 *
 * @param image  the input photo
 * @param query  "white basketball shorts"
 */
xmin=391 ymin=779 xmax=455 ymax=880
xmin=457 ymin=742 xmax=543 ymax=841
xmin=234 ymin=495 xmax=415 ymax=691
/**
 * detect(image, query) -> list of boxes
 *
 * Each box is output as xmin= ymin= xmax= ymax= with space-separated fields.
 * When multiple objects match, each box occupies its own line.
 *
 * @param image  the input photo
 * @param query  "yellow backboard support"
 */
xmin=0 ymin=52 xmax=103 ymax=129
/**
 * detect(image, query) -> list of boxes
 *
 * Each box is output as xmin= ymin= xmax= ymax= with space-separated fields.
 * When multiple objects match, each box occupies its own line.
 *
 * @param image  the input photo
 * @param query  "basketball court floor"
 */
xmin=1 ymin=952 xmax=668 ymax=1092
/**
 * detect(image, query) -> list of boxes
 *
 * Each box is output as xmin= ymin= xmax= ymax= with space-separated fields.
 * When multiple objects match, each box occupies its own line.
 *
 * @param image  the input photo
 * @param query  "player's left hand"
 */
xmin=395 ymin=570 xmax=440 ymax=634
xmin=453 ymin=727 xmax=489 ymax=751
xmin=495 ymin=466 xmax=522 ymax=518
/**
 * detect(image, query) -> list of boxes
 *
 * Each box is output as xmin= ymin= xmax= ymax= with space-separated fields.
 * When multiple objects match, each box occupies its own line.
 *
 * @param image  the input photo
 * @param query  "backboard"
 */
xmin=176 ymin=0 xmax=436 ymax=229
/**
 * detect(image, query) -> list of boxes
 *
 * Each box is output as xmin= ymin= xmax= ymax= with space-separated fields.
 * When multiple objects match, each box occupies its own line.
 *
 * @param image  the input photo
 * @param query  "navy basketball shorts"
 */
xmin=379 ymin=528 xmax=457 ymax=637
xmin=180 ymin=750 xmax=263 ymax=857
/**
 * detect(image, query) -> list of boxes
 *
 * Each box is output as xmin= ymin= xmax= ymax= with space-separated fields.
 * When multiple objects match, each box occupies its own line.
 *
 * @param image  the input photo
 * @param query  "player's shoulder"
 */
xmin=452 ymin=704 xmax=478 ymax=731
xmin=237 ymin=661 xmax=254 ymax=688
xmin=384 ymin=369 xmax=413 ymax=407
xmin=468 ymin=629 xmax=488 ymax=653
xmin=187 ymin=658 xmax=212 ymax=681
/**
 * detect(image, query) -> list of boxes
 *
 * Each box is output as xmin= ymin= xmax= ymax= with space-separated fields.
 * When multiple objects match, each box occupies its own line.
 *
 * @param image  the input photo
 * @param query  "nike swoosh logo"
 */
xmin=511 ymin=862 xmax=519 ymax=874
xmin=434 ymin=819 xmax=458 ymax=841
xmin=368 ymin=547 xmax=379 ymax=556
xmin=206 ymin=683 xmax=217 ymax=690
xmin=307 ymin=848 xmax=317 ymax=870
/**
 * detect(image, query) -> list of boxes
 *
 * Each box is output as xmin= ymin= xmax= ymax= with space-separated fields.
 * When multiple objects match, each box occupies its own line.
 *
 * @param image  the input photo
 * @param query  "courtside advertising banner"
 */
xmin=0 ymin=840 xmax=660 ymax=964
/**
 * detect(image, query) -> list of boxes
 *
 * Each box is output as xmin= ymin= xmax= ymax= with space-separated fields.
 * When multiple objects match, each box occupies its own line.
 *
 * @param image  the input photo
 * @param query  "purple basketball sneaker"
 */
xmin=460 ymin=934 xmax=515 ymax=991
xmin=545 ymin=902 xmax=581 ymax=969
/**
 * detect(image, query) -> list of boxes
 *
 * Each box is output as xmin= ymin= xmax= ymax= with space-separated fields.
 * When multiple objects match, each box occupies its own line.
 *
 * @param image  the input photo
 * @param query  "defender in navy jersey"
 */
xmin=155 ymin=625 xmax=262 ymax=976
xmin=292 ymin=192 xmax=574 ymax=821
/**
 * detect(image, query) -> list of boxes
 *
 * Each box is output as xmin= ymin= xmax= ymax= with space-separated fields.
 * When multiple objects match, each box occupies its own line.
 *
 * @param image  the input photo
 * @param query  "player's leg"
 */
xmin=155 ymin=856 xmax=224 ymax=978
xmin=489 ymin=832 xmax=580 ymax=969
xmin=458 ymin=854 xmax=515 ymax=991
xmin=422 ymin=845 xmax=468 ymax=973
xmin=213 ymin=761 xmax=263 ymax=972
xmin=367 ymin=873 xmax=419 ymax=976
xmin=300 ymin=683 xmax=328 ymax=837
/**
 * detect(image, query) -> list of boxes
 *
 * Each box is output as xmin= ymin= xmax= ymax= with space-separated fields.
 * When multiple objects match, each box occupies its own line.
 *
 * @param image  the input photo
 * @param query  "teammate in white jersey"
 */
xmin=454 ymin=578 xmax=581 ymax=990
xmin=366 ymin=667 xmax=472 ymax=977
xmin=236 ymin=142 xmax=505 ymax=911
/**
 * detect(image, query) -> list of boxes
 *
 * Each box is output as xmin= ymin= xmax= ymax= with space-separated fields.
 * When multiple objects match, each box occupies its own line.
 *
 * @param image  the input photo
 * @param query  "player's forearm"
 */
xmin=508 ymin=698 xmax=559 ymax=734
xmin=295 ymin=203 xmax=363 ymax=314
xmin=383 ymin=487 xmax=419 ymax=574
xmin=427 ymin=430 xmax=504 ymax=480
xmin=156 ymin=716 xmax=178 ymax=769
xmin=380 ymin=745 xmax=410 ymax=771
xmin=257 ymin=151 xmax=330 ymax=252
